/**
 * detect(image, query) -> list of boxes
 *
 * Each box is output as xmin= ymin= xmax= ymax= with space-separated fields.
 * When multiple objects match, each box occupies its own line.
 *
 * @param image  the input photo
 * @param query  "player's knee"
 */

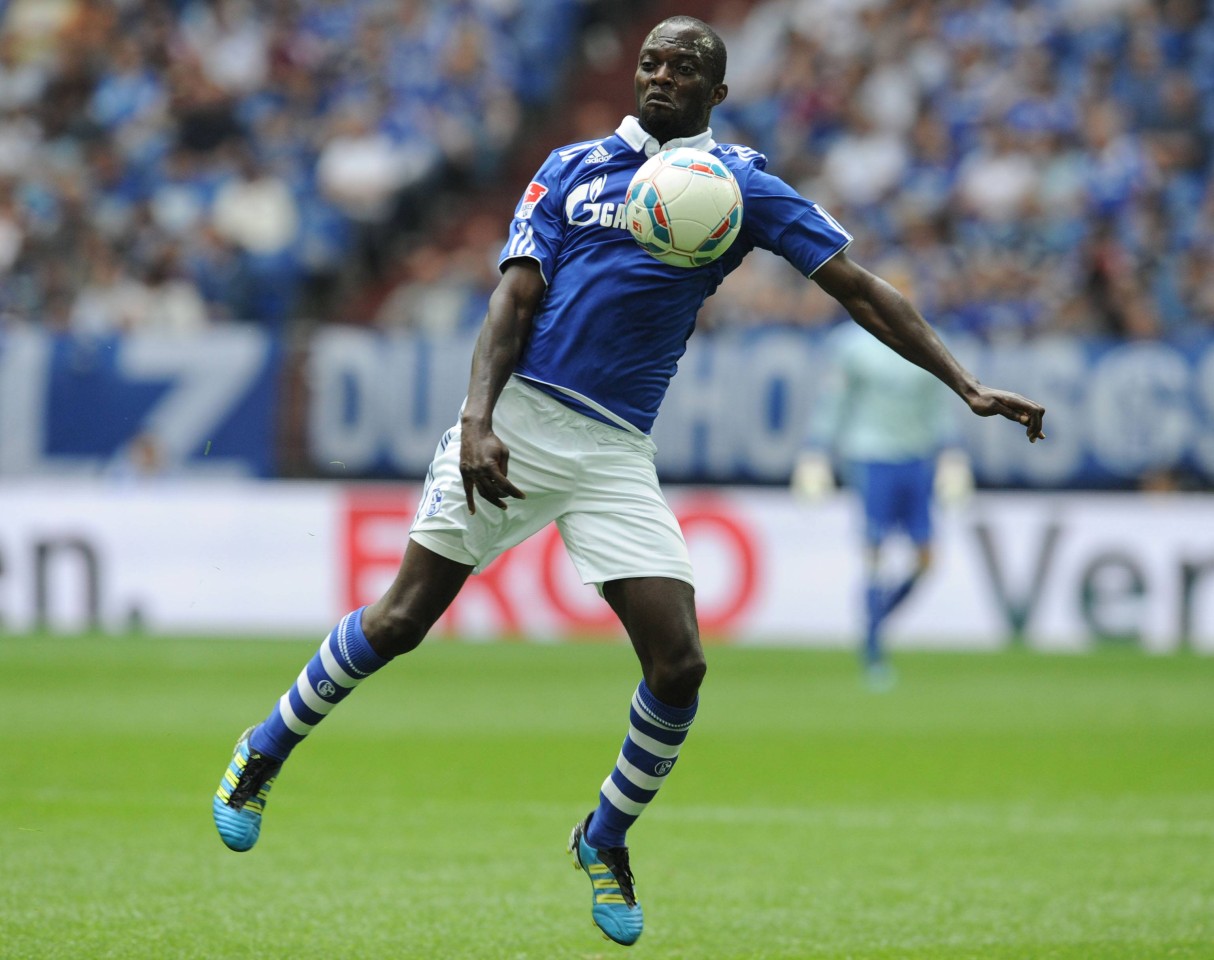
xmin=362 ymin=603 xmax=433 ymax=658
xmin=650 ymin=648 xmax=706 ymax=706
xmin=679 ymin=651 xmax=707 ymax=693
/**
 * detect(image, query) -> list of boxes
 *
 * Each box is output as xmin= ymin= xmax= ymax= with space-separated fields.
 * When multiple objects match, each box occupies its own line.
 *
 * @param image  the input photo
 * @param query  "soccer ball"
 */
xmin=625 ymin=148 xmax=743 ymax=268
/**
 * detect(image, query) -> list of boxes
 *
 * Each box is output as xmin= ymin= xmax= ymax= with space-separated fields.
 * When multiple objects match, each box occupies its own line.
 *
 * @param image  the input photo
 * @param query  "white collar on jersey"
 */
xmin=615 ymin=115 xmax=717 ymax=157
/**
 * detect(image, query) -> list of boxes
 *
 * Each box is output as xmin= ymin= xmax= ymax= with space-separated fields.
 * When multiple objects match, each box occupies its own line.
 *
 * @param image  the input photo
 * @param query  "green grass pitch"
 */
xmin=2 ymin=634 xmax=1213 ymax=959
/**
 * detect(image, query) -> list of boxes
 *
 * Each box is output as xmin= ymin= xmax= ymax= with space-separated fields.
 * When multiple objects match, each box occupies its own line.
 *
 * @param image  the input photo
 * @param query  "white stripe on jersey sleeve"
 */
xmin=507 ymin=222 xmax=535 ymax=258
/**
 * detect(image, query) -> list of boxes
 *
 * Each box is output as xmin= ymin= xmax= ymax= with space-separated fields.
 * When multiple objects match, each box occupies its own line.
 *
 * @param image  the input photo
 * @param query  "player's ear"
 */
xmin=711 ymin=83 xmax=728 ymax=107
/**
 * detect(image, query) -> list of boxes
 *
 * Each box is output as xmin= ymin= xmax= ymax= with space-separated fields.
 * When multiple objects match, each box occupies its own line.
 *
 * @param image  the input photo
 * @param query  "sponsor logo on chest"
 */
xmin=565 ymin=173 xmax=631 ymax=231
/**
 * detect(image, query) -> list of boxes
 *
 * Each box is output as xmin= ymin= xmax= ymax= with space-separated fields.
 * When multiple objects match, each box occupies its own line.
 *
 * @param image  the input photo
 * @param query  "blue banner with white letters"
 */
xmin=2 ymin=326 xmax=1212 ymax=488
xmin=654 ymin=329 xmax=1214 ymax=488
xmin=0 ymin=329 xmax=280 ymax=478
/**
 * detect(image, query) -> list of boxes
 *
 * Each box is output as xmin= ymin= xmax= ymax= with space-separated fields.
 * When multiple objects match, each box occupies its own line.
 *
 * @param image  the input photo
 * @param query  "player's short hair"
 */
xmin=647 ymin=16 xmax=727 ymax=86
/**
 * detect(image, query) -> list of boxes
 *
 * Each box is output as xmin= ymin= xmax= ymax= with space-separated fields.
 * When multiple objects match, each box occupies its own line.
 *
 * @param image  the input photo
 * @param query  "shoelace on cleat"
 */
xmin=227 ymin=752 xmax=281 ymax=810
xmin=595 ymin=847 xmax=637 ymax=907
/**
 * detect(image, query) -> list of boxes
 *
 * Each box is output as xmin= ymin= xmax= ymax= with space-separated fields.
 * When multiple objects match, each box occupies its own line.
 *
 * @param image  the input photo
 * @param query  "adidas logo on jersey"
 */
xmin=584 ymin=144 xmax=611 ymax=164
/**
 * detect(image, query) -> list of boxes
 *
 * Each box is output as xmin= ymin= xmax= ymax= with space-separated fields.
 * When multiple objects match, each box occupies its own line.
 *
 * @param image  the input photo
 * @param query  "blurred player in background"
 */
xmin=212 ymin=15 xmax=1044 ymax=948
xmin=794 ymin=269 xmax=974 ymax=687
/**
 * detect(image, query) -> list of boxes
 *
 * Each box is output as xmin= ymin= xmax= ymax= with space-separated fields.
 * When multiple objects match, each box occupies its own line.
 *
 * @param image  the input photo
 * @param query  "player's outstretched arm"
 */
xmin=460 ymin=260 xmax=547 ymax=512
xmin=813 ymin=252 xmax=1045 ymax=443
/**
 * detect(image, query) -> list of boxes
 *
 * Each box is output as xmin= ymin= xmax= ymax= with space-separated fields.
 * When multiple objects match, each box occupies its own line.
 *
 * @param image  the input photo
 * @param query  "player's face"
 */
xmin=634 ymin=25 xmax=727 ymax=143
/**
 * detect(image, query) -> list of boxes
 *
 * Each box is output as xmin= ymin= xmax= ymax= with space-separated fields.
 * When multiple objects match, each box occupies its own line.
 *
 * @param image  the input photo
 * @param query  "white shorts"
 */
xmin=409 ymin=377 xmax=694 ymax=587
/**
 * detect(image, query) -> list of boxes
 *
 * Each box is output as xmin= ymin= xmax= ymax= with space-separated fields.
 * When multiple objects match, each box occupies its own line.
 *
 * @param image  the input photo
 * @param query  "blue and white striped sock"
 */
xmin=585 ymin=680 xmax=698 ymax=850
xmin=248 ymin=607 xmax=388 ymax=761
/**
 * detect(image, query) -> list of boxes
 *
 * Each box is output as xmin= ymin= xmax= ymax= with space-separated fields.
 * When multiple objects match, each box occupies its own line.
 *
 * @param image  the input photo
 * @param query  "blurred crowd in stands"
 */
xmin=0 ymin=0 xmax=1211 ymax=342
xmin=701 ymin=0 xmax=1214 ymax=341
xmin=0 ymin=0 xmax=594 ymax=334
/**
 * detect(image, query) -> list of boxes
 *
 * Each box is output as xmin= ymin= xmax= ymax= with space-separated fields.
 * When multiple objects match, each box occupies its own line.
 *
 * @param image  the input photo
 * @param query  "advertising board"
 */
xmin=1 ymin=482 xmax=1209 ymax=652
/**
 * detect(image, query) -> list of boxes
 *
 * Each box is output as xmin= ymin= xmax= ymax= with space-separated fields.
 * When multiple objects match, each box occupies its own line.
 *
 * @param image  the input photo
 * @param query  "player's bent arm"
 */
xmin=459 ymin=259 xmax=547 ymax=512
xmin=813 ymin=252 xmax=979 ymax=402
xmin=812 ymin=252 xmax=1046 ymax=442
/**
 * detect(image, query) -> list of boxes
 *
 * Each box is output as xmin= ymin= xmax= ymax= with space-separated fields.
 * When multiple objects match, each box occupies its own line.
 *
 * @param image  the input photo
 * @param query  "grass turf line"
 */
xmin=1 ymin=635 xmax=1212 ymax=959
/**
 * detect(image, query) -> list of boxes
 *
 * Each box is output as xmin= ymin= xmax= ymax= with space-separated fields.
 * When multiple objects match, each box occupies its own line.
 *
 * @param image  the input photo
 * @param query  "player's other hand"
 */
xmin=934 ymin=449 xmax=974 ymax=506
xmin=966 ymin=386 xmax=1046 ymax=443
xmin=792 ymin=451 xmax=835 ymax=500
xmin=459 ymin=427 xmax=526 ymax=514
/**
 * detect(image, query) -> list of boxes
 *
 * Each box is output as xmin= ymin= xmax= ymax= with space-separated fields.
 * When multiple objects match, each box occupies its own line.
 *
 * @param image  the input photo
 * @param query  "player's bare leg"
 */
xmin=362 ymin=541 xmax=474 ymax=656
xmin=604 ymin=577 xmax=705 ymax=708
xmin=569 ymin=577 xmax=705 ymax=945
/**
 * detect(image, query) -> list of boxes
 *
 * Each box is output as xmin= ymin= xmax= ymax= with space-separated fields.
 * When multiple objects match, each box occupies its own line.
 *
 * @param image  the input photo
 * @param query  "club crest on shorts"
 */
xmin=424 ymin=485 xmax=444 ymax=517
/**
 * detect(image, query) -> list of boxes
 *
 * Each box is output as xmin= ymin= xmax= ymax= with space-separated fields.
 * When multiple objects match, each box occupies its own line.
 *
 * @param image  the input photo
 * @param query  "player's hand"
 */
xmin=934 ymin=449 xmax=973 ymax=506
xmin=459 ymin=427 xmax=526 ymax=514
xmin=791 ymin=451 xmax=835 ymax=500
xmin=965 ymin=387 xmax=1046 ymax=443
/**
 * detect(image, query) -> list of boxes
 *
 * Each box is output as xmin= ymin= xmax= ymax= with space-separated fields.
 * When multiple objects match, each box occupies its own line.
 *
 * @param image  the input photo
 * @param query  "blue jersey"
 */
xmin=499 ymin=116 xmax=852 ymax=434
xmin=807 ymin=322 xmax=956 ymax=463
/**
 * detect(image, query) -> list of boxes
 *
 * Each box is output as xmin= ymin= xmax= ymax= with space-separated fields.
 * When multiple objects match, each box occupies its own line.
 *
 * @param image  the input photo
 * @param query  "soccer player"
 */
xmin=213 ymin=16 xmax=1045 ymax=947
xmin=794 ymin=313 xmax=974 ymax=687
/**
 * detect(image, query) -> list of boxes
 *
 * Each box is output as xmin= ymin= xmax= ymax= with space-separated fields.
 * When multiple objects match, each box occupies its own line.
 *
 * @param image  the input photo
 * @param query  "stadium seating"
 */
xmin=0 ymin=0 xmax=1210 ymax=339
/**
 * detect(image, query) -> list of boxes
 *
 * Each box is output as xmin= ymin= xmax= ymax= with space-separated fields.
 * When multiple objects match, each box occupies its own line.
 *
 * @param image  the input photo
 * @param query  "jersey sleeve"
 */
xmin=498 ymin=151 xmax=567 ymax=285
xmin=740 ymin=166 xmax=853 ymax=277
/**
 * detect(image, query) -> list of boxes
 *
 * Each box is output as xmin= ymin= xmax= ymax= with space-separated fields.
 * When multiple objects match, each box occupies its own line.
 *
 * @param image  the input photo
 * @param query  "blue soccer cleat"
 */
xmin=212 ymin=726 xmax=282 ymax=852
xmin=864 ymin=660 xmax=897 ymax=693
xmin=569 ymin=814 xmax=644 ymax=946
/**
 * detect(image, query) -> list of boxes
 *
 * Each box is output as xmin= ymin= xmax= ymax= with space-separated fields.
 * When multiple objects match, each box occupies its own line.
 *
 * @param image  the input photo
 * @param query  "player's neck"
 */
xmin=639 ymin=119 xmax=709 ymax=147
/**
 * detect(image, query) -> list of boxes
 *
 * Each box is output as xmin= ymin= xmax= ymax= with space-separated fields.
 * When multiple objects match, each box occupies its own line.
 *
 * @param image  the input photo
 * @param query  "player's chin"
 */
xmin=640 ymin=101 xmax=676 ymax=128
